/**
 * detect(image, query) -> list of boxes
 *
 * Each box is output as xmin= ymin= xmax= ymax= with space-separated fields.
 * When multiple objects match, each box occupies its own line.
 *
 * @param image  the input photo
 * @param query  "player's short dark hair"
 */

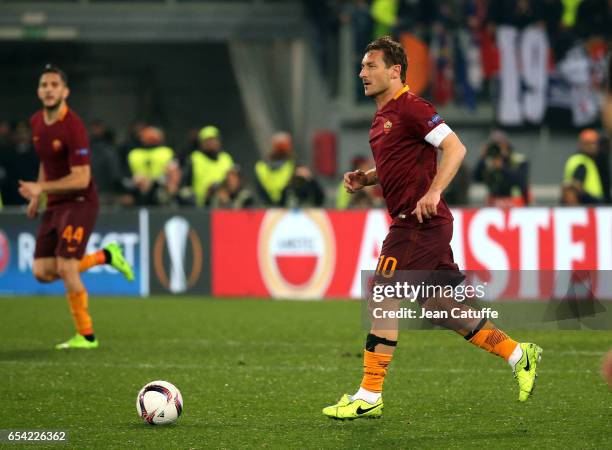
xmin=365 ymin=36 xmax=408 ymax=83
xmin=40 ymin=64 xmax=68 ymax=85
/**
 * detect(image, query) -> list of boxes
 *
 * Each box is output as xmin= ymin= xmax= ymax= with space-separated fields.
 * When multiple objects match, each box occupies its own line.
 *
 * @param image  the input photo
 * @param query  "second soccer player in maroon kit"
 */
xmin=19 ymin=64 xmax=134 ymax=350
xmin=322 ymin=37 xmax=542 ymax=420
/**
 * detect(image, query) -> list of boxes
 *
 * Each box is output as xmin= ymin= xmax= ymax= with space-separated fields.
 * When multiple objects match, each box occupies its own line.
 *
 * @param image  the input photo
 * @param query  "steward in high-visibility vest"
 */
xmin=561 ymin=0 xmax=583 ymax=27
xmin=184 ymin=125 xmax=234 ymax=207
xmin=254 ymin=132 xmax=295 ymax=206
xmin=127 ymin=126 xmax=174 ymax=181
xmin=371 ymin=0 xmax=399 ymax=38
xmin=563 ymin=129 xmax=604 ymax=203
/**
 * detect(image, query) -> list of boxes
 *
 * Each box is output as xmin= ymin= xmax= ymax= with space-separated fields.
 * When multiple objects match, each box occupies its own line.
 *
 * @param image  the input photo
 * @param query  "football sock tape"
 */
xmin=463 ymin=318 xmax=488 ymax=341
xmin=365 ymin=333 xmax=398 ymax=352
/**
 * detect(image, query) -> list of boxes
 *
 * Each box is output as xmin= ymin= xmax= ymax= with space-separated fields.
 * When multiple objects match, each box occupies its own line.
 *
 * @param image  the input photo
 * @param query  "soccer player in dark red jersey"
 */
xmin=323 ymin=38 xmax=542 ymax=419
xmin=19 ymin=64 xmax=134 ymax=350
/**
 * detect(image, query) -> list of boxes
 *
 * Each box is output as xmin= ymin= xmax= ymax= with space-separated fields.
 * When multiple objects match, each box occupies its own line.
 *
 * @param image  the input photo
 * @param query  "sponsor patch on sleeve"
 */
xmin=427 ymin=114 xmax=442 ymax=128
xmin=76 ymin=148 xmax=89 ymax=156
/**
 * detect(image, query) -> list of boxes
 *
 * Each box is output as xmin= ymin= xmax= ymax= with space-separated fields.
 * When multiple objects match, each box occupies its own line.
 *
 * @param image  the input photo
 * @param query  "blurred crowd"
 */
xmin=309 ymin=0 xmax=610 ymax=125
xmin=0 ymin=118 xmax=610 ymax=210
xmin=0 ymin=120 xmax=329 ymax=210
xmin=473 ymin=127 xmax=611 ymax=206
xmin=1 ymin=1 xmax=611 ymax=211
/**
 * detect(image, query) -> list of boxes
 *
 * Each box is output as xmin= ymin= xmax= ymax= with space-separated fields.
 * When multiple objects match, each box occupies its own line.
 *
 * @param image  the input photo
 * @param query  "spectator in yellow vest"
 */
xmin=126 ymin=126 xmax=174 ymax=205
xmin=182 ymin=125 xmax=234 ymax=207
xmin=127 ymin=126 xmax=173 ymax=180
xmin=255 ymin=132 xmax=296 ymax=206
xmin=563 ymin=129 xmax=604 ymax=204
xmin=370 ymin=0 xmax=399 ymax=39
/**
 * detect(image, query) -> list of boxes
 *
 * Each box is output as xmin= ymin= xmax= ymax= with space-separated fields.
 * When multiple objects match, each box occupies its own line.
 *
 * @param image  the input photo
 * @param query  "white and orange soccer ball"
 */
xmin=136 ymin=380 xmax=183 ymax=425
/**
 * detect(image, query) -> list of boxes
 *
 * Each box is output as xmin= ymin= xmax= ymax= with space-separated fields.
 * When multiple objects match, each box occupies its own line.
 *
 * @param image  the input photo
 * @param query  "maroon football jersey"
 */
xmin=30 ymin=106 xmax=98 ymax=208
xmin=369 ymin=87 xmax=453 ymax=227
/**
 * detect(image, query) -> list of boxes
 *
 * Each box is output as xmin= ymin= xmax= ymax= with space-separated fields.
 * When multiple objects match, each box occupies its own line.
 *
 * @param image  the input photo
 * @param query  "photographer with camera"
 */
xmin=473 ymin=131 xmax=530 ymax=207
xmin=284 ymin=164 xmax=325 ymax=208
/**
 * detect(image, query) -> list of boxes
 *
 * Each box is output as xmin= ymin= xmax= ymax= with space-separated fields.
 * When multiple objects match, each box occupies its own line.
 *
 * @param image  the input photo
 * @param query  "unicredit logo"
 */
xmin=258 ymin=210 xmax=335 ymax=299
xmin=154 ymin=217 xmax=202 ymax=293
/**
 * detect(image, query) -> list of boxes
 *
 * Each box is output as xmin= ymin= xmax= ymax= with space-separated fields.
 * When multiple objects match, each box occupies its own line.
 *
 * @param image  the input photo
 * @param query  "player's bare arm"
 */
xmin=343 ymin=168 xmax=378 ymax=193
xmin=19 ymin=165 xmax=90 ymax=200
xmin=412 ymin=132 xmax=466 ymax=223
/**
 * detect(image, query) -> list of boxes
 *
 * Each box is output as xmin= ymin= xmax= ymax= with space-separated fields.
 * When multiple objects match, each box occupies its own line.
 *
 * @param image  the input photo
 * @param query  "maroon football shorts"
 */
xmin=34 ymin=203 xmax=99 ymax=260
xmin=375 ymin=220 xmax=464 ymax=288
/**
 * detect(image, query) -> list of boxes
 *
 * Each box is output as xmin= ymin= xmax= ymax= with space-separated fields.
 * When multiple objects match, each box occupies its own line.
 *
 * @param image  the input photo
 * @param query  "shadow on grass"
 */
xmin=324 ymin=421 xmax=536 ymax=447
xmin=121 ymin=422 xmax=182 ymax=432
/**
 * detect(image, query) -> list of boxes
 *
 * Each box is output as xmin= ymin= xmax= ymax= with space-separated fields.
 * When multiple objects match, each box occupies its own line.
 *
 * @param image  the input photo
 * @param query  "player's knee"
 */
xmin=33 ymin=270 xmax=50 ymax=283
xmin=56 ymin=261 xmax=78 ymax=280
xmin=33 ymin=266 xmax=56 ymax=283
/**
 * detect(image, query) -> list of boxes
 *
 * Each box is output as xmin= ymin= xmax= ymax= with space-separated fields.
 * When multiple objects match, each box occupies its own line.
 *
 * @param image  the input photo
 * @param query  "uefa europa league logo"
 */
xmin=164 ymin=217 xmax=190 ymax=293
xmin=154 ymin=216 xmax=203 ymax=293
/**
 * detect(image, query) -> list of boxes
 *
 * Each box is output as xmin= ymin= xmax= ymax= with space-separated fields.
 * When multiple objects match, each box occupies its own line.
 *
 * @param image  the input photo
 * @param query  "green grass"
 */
xmin=1 ymin=297 xmax=611 ymax=449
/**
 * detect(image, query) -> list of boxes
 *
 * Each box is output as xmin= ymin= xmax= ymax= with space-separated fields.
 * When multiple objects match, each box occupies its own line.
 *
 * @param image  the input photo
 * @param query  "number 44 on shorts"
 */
xmin=62 ymin=225 xmax=84 ymax=244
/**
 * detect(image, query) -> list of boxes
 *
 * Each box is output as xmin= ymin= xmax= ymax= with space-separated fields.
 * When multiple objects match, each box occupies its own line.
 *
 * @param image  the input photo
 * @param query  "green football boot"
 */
xmin=322 ymin=394 xmax=383 ymax=420
xmin=514 ymin=343 xmax=543 ymax=402
xmin=55 ymin=334 xmax=99 ymax=350
xmin=105 ymin=242 xmax=134 ymax=281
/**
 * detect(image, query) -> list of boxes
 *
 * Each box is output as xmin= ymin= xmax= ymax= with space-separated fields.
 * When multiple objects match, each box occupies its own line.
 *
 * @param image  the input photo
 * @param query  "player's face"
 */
xmin=37 ymin=73 xmax=69 ymax=110
xmin=359 ymin=50 xmax=399 ymax=98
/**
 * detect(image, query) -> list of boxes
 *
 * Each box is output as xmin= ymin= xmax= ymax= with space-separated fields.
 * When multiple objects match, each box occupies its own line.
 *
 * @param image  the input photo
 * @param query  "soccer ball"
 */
xmin=136 ymin=380 xmax=183 ymax=425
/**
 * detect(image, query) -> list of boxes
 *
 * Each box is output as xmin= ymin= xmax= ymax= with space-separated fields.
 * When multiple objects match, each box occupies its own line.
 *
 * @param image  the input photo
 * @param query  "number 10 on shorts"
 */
xmin=376 ymin=255 xmax=397 ymax=278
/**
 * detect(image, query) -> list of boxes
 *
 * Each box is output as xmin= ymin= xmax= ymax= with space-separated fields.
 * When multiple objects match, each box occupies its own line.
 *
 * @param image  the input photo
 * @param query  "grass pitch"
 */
xmin=1 ymin=296 xmax=611 ymax=449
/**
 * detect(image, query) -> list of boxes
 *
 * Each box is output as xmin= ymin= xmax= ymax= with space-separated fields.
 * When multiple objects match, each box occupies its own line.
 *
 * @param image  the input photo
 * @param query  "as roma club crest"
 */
xmin=383 ymin=120 xmax=392 ymax=134
xmin=52 ymin=139 xmax=63 ymax=151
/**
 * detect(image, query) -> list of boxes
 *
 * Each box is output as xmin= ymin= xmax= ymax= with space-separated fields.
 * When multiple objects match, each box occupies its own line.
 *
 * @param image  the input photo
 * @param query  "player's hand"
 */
xmin=18 ymin=180 xmax=43 ymax=201
xmin=343 ymin=170 xmax=368 ymax=193
xmin=411 ymin=190 xmax=441 ymax=223
xmin=26 ymin=197 xmax=39 ymax=219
